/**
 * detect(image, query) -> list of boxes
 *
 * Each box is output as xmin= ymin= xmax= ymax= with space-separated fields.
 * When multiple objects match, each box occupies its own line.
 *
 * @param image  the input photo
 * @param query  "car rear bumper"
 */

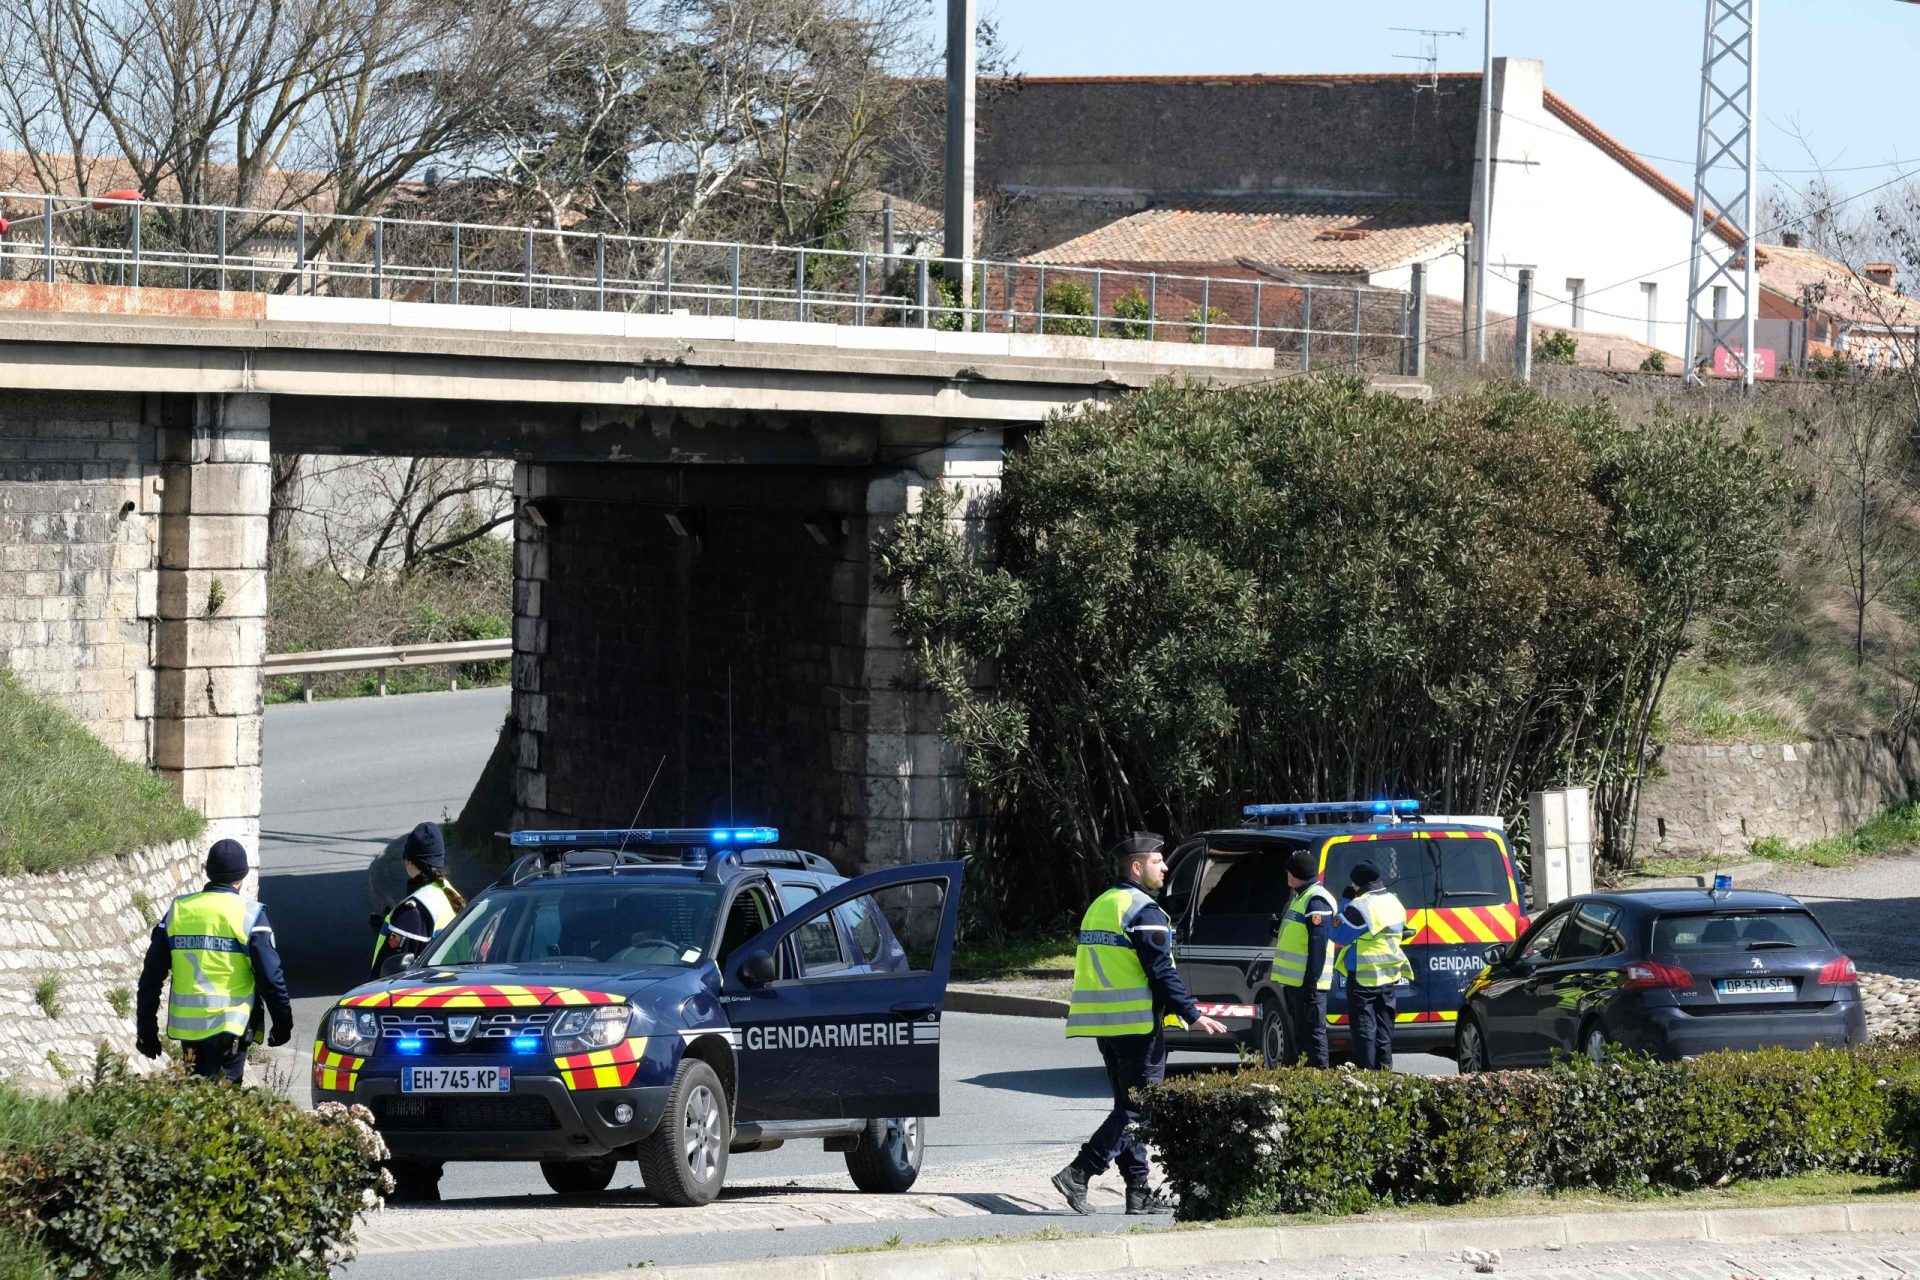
xmin=318 ymin=1074 xmax=671 ymax=1161
xmin=1616 ymin=1000 xmax=1869 ymax=1059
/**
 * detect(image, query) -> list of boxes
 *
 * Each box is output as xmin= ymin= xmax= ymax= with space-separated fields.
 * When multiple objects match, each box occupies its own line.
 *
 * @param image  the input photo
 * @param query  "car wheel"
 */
xmin=386 ymin=1159 xmax=443 ymax=1203
xmin=636 ymin=1057 xmax=729 ymax=1207
xmin=1456 ymin=1015 xmax=1490 ymax=1074
xmin=844 ymin=1116 xmax=924 ymax=1193
xmin=541 ymin=1156 xmax=618 ymax=1197
xmin=1258 ymin=1000 xmax=1290 ymax=1069
xmin=1583 ymin=1022 xmax=1609 ymax=1065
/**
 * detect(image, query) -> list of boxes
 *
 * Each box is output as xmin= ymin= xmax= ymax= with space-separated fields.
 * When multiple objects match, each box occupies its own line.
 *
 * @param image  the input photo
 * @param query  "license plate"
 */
xmin=1717 ymin=977 xmax=1793 ymax=995
xmin=402 ymin=1066 xmax=511 ymax=1093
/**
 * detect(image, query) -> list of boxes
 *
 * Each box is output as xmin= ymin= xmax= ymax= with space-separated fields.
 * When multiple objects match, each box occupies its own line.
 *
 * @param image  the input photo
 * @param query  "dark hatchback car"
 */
xmin=1456 ymin=888 xmax=1866 ymax=1069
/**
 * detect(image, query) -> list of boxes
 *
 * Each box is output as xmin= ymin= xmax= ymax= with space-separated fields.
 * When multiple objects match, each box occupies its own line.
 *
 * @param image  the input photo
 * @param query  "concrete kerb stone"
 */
xmin=945 ymin=986 xmax=1067 ymax=1019
xmin=550 ymin=1199 xmax=1920 ymax=1280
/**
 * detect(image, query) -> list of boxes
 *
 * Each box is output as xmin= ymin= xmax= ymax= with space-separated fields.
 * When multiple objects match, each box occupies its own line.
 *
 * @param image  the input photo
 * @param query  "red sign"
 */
xmin=1712 ymin=346 xmax=1777 ymax=379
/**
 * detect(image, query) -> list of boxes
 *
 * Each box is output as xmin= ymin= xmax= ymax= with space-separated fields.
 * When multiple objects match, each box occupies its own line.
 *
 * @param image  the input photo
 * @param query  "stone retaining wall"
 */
xmin=0 ymin=838 xmax=203 ymax=1092
xmin=1636 ymin=732 xmax=1920 ymax=859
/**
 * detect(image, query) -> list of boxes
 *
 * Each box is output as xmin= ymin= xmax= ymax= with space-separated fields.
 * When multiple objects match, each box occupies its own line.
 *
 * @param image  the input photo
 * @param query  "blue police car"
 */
xmin=312 ymin=828 xmax=962 ymax=1206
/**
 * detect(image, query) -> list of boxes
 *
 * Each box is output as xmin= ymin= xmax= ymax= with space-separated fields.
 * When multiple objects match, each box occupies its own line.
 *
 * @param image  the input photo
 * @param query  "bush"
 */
xmin=1142 ymin=1046 xmax=1919 ymax=1220
xmin=1640 ymin=350 xmax=1668 ymax=373
xmin=0 ymin=1053 xmax=389 ymax=1277
xmin=1537 ymin=329 xmax=1578 ymax=365
xmin=1109 ymin=286 xmax=1157 ymax=340
xmin=1040 ymin=279 xmax=1095 ymax=337
xmin=1185 ymin=304 xmax=1230 ymax=343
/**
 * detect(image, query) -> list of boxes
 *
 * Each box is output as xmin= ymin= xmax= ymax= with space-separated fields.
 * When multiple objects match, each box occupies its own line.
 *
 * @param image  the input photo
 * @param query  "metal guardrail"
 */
xmin=0 ymin=189 xmax=1418 ymax=369
xmin=265 ymin=638 xmax=511 ymax=699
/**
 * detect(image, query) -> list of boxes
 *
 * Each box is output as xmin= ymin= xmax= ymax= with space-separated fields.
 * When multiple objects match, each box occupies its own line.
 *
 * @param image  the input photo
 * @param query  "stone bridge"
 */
xmin=0 ymin=280 xmax=1274 ymax=878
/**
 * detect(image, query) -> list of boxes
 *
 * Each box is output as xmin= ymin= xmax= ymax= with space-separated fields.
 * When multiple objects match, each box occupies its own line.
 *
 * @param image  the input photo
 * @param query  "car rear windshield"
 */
xmin=424 ymin=883 xmax=722 ymax=969
xmin=1652 ymin=909 xmax=1832 ymax=953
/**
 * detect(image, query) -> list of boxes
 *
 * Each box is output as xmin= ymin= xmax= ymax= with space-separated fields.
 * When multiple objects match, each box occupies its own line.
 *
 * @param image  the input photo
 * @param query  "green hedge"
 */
xmin=1142 ymin=1047 xmax=1920 ymax=1220
xmin=0 ymin=1054 xmax=389 ymax=1278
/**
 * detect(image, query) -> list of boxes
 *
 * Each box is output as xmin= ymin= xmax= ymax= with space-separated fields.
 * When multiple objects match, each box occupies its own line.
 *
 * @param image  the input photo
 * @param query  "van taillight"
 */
xmin=1817 ymin=955 xmax=1858 ymax=985
xmin=1623 ymin=961 xmax=1693 ymax=991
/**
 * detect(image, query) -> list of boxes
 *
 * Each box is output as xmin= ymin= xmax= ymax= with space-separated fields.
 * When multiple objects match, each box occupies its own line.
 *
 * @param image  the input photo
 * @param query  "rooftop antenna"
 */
xmin=1391 ymin=26 xmax=1463 ymax=93
xmin=727 ymin=666 xmax=735 ymax=828
xmin=613 ymin=754 xmax=669 ymax=858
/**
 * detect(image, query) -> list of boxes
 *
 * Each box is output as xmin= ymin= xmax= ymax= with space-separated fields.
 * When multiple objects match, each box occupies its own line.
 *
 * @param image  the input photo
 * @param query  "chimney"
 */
xmin=1865 ymin=263 xmax=1897 ymax=288
xmin=1781 ymin=231 xmax=1801 ymax=249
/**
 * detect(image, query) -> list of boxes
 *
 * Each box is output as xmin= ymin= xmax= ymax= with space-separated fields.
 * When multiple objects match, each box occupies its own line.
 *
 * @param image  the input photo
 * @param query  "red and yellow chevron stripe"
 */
xmin=555 ymin=1036 xmax=650 ymax=1091
xmin=312 ymin=1040 xmax=364 ymax=1092
xmin=1325 ymin=1010 xmax=1459 ymax=1026
xmin=340 ymin=985 xmax=624 ymax=1009
xmin=1406 ymin=903 xmax=1522 ymax=945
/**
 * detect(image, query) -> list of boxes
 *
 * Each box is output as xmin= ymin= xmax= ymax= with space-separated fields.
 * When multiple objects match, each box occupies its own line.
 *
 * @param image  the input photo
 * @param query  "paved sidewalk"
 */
xmin=1053 ymin=1230 xmax=1920 ymax=1280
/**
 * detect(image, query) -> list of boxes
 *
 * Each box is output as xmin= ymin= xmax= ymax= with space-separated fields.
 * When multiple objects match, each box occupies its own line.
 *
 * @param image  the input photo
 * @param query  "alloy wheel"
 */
xmin=683 ymin=1083 xmax=723 ymax=1181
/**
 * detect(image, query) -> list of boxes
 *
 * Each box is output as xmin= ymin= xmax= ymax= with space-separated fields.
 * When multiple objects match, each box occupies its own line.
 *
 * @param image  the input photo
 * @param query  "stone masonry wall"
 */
xmin=1636 ymin=732 xmax=1920 ymax=859
xmin=0 ymin=390 xmax=159 ymax=761
xmin=0 ymin=839 xmax=203 ymax=1092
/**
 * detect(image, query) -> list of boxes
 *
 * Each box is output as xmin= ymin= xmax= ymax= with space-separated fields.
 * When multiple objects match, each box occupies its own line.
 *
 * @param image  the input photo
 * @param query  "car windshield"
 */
xmin=1652 ymin=909 xmax=1831 ymax=953
xmin=422 ymin=882 xmax=723 ymax=969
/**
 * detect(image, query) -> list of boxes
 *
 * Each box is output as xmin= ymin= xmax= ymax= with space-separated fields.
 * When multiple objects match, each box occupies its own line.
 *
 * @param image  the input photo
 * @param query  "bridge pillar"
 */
xmin=510 ymin=428 xmax=1000 ymax=873
xmin=151 ymin=393 xmax=269 ymax=883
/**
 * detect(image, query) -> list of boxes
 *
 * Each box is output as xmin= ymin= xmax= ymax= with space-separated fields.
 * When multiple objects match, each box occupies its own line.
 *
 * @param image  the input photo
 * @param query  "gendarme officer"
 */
xmin=369 ymin=822 xmax=465 ymax=979
xmin=1055 ymin=833 xmax=1226 ymax=1216
xmin=1272 ymin=848 xmax=1338 ymax=1066
xmin=136 ymin=838 xmax=293 ymax=1083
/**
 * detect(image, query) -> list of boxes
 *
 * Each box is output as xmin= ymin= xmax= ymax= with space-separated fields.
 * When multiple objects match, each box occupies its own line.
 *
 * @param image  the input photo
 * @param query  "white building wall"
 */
xmin=1431 ymin=58 xmax=1720 ymax=359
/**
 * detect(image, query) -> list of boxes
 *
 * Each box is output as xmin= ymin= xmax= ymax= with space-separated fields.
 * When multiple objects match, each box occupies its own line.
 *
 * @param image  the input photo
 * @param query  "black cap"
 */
xmin=1351 ymin=861 xmax=1382 ymax=888
xmin=403 ymin=822 xmax=447 ymax=871
xmin=1108 ymin=832 xmax=1165 ymax=862
xmin=1286 ymin=849 xmax=1318 ymax=881
xmin=205 ymin=838 xmax=249 ymax=883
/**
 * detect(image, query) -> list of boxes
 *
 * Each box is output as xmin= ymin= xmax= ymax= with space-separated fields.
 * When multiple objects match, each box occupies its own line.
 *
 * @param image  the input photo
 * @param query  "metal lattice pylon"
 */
xmin=1682 ymin=0 xmax=1758 ymax=388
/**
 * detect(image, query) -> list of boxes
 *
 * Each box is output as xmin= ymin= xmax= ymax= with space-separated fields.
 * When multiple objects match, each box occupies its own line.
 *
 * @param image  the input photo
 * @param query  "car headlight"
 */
xmin=326 ymin=1007 xmax=380 ymax=1057
xmin=551 ymin=1006 xmax=633 ymax=1055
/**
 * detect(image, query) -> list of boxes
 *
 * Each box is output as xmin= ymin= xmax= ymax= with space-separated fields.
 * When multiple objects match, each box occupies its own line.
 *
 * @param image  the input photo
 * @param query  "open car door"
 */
xmin=722 ymin=861 xmax=963 ymax=1124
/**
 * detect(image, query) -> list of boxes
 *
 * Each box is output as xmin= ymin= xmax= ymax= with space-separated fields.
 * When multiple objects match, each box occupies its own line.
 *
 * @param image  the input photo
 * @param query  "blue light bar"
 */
xmin=510 ymin=827 xmax=779 ymax=848
xmin=511 ymin=1035 xmax=541 ymax=1054
xmin=396 ymin=1037 xmax=424 ymax=1055
xmin=1242 ymin=800 xmax=1420 ymax=820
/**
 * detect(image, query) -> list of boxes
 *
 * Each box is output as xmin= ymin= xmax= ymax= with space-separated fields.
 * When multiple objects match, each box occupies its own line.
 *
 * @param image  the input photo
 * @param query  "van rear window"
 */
xmin=1321 ymin=839 xmax=1434 ymax=908
xmin=1434 ymin=838 xmax=1511 ymax=906
xmin=1653 ymin=910 xmax=1830 ymax=953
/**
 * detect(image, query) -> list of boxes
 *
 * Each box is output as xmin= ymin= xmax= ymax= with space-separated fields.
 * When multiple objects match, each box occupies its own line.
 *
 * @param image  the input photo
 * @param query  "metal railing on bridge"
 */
xmin=0 ymin=190 xmax=1420 ymax=372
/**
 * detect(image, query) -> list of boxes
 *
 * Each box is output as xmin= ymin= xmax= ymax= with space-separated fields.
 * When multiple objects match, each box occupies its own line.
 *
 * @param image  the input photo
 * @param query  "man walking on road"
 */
xmin=137 ymin=838 xmax=293 ymax=1083
xmin=1055 ymin=833 xmax=1227 ymax=1216
xmin=1273 ymin=849 xmax=1338 ymax=1067
xmin=1327 ymin=862 xmax=1413 ymax=1071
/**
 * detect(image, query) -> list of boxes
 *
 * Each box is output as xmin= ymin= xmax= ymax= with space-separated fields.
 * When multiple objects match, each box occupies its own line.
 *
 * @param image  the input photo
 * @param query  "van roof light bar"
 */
xmin=509 ymin=826 xmax=779 ymax=850
xmin=1242 ymin=800 xmax=1421 ymax=826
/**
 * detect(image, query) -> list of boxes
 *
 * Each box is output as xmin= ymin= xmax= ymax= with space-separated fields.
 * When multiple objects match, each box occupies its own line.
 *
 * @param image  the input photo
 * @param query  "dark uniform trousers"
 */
xmin=1281 ymin=984 xmax=1330 ymax=1067
xmin=1349 ymin=984 xmax=1397 ymax=1071
xmin=1071 ymin=1026 xmax=1167 ymax=1183
xmin=183 ymin=1033 xmax=248 ymax=1083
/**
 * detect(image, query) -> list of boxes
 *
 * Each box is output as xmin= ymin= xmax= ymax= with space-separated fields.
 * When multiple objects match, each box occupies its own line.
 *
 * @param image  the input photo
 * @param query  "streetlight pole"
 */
xmin=944 ymin=0 xmax=977 ymax=327
xmin=1473 ymin=0 xmax=1493 ymax=364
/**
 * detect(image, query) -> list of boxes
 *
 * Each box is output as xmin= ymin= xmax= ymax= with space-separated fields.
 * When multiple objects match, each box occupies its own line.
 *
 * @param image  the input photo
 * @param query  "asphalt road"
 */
xmin=257 ymin=688 xmax=1454 ymax=1277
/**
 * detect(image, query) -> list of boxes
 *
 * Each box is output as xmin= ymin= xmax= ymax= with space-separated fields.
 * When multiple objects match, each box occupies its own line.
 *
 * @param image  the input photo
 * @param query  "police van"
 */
xmin=312 ymin=827 xmax=961 ymax=1205
xmin=1160 ymin=801 xmax=1526 ymax=1064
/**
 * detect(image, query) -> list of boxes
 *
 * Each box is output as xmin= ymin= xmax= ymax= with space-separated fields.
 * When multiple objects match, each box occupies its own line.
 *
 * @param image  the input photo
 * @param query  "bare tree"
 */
xmin=281 ymin=455 xmax=512 ymax=577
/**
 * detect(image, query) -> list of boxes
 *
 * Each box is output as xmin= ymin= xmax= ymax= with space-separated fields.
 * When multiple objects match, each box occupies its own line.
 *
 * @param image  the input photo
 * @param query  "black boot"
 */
xmin=1051 ymin=1163 xmax=1094 ymax=1215
xmin=1125 ymin=1181 xmax=1175 ymax=1215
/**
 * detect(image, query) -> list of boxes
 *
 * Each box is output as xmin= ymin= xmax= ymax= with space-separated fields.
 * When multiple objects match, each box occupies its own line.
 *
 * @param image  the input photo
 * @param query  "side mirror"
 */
xmin=1482 ymin=944 xmax=1507 ymax=968
xmin=740 ymin=948 xmax=778 ymax=987
xmin=378 ymin=950 xmax=419 ymax=978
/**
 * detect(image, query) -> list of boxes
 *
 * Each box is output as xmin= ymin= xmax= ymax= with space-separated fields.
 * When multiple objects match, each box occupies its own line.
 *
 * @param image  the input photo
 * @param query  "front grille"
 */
xmin=374 ymin=1094 xmax=560 ymax=1131
xmin=380 ymin=1010 xmax=554 ymax=1052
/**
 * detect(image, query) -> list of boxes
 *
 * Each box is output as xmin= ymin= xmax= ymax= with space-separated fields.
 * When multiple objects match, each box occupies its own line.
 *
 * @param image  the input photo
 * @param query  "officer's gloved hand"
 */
xmin=136 ymin=1032 xmax=163 ymax=1059
xmin=268 ymin=1023 xmax=293 ymax=1048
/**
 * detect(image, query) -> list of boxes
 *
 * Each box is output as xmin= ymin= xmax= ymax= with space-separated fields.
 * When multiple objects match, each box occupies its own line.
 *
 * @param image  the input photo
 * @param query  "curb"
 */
xmin=947 ymin=985 xmax=1068 ymax=1019
xmin=557 ymin=1198 xmax=1920 ymax=1280
xmin=1614 ymin=859 xmax=1777 ymax=891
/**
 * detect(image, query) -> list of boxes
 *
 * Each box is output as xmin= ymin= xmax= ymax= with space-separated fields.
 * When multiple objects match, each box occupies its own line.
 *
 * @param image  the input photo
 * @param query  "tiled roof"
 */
xmin=1758 ymin=243 xmax=1920 ymax=328
xmin=1026 ymin=199 xmax=1467 ymax=276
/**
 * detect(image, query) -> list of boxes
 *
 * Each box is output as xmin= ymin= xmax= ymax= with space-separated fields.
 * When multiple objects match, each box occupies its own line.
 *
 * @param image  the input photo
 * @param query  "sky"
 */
xmin=936 ymin=1 xmax=1920 ymax=204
